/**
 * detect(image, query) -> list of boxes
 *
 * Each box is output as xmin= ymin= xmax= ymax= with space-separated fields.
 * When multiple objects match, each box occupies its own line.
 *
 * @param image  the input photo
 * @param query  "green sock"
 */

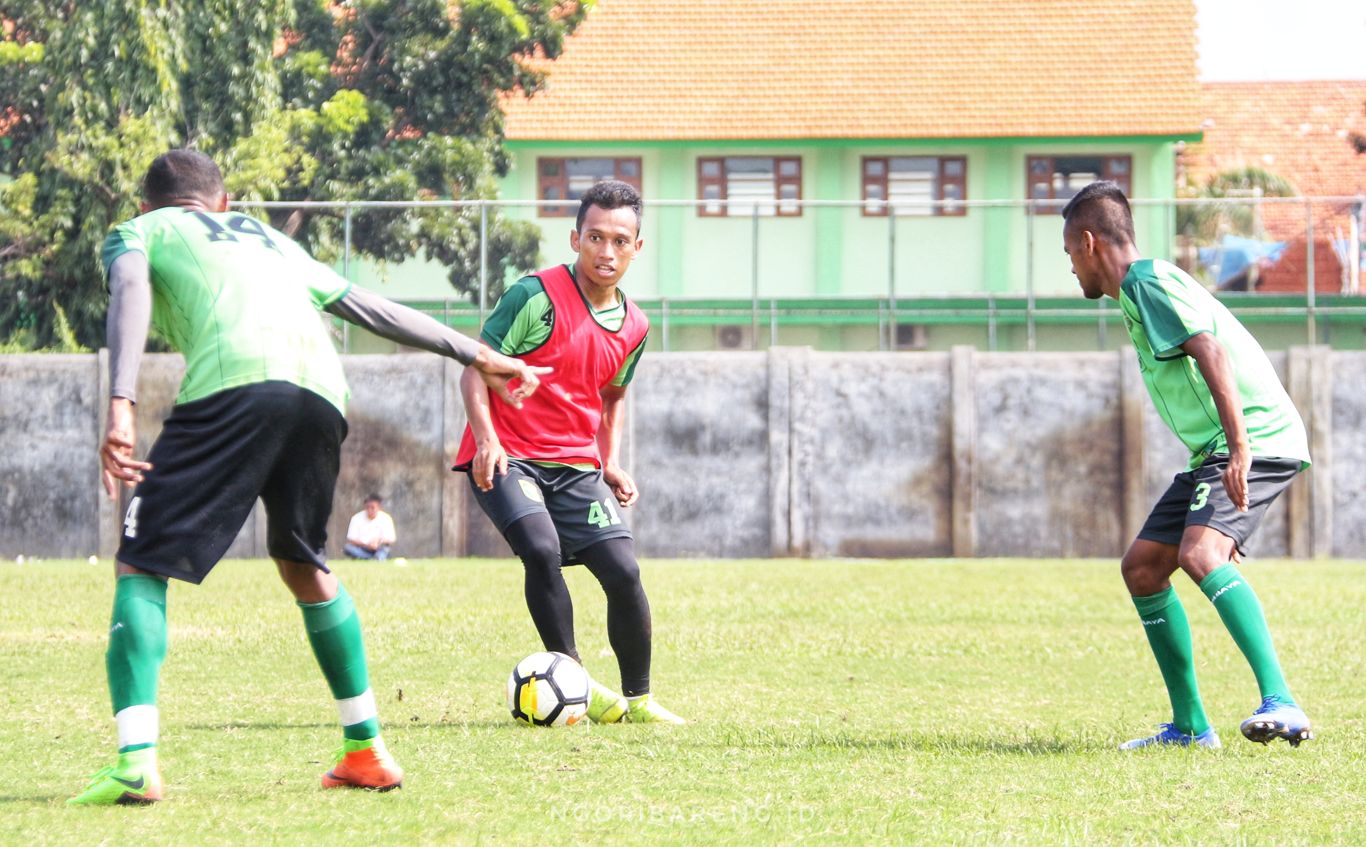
xmin=1200 ymin=563 xmax=1294 ymax=704
xmin=1133 ymin=587 xmax=1210 ymax=736
xmin=343 ymin=737 xmax=380 ymax=754
xmin=107 ymin=574 xmax=167 ymax=753
xmin=116 ymin=746 xmax=157 ymax=771
xmin=299 ymin=583 xmax=380 ymax=741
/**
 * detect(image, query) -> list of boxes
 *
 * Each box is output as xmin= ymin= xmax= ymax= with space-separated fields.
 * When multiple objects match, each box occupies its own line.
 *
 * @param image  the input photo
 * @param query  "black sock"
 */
xmin=579 ymin=538 xmax=652 ymax=696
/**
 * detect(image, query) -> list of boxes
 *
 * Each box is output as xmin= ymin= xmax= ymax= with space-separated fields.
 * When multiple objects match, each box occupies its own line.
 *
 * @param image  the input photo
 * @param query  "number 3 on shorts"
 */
xmin=587 ymin=498 xmax=622 ymax=528
xmin=1190 ymin=482 xmax=1211 ymax=512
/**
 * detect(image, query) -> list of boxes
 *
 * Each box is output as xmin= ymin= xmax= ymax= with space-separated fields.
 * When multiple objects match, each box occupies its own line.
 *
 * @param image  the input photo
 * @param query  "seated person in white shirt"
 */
xmin=344 ymin=495 xmax=397 ymax=560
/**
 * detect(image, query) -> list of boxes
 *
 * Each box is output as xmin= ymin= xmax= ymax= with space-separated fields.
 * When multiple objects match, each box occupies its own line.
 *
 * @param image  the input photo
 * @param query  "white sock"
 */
xmin=115 ymin=704 xmax=159 ymax=751
xmin=336 ymin=688 xmax=378 ymax=729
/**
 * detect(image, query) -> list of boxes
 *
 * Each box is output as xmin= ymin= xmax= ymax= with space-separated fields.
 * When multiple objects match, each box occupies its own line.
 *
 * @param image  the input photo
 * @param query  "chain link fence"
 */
xmin=237 ymin=196 xmax=1366 ymax=352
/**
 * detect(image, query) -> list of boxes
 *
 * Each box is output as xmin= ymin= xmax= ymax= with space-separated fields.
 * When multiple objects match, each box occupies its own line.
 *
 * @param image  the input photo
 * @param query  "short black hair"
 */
xmin=576 ymin=179 xmax=642 ymax=234
xmin=1060 ymin=180 xmax=1136 ymax=246
xmin=365 ymin=494 xmax=383 ymax=504
xmin=142 ymin=149 xmax=225 ymax=208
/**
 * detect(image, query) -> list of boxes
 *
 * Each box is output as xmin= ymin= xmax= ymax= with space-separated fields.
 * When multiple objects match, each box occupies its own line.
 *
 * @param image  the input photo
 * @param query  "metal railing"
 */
xmin=235 ymin=195 xmax=1366 ymax=352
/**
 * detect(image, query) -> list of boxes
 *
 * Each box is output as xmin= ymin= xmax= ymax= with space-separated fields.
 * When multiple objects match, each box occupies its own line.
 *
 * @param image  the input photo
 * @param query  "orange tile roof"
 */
xmin=503 ymin=0 xmax=1201 ymax=141
xmin=1181 ymin=80 xmax=1366 ymax=253
xmin=1182 ymin=81 xmax=1366 ymax=197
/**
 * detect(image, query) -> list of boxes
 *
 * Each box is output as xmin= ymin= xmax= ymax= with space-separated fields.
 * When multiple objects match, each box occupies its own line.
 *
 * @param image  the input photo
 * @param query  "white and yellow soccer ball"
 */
xmin=506 ymin=651 xmax=590 ymax=727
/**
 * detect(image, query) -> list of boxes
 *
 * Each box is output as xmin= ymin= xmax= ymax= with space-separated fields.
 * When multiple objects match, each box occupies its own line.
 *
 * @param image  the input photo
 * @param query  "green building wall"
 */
xmin=339 ymin=134 xmax=1315 ymax=356
xmin=499 ymin=136 xmax=1186 ymax=302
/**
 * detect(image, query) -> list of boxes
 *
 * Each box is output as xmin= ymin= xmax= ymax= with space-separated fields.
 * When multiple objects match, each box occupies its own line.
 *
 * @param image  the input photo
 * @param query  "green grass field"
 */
xmin=4 ymin=557 xmax=1364 ymax=846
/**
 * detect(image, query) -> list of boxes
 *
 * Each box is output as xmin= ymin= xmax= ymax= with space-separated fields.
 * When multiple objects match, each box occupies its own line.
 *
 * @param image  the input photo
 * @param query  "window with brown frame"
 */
xmin=537 ymin=157 xmax=642 ymax=217
xmin=861 ymin=156 xmax=967 ymax=217
xmin=696 ymin=156 xmax=802 ymax=217
xmin=1025 ymin=155 xmax=1131 ymax=213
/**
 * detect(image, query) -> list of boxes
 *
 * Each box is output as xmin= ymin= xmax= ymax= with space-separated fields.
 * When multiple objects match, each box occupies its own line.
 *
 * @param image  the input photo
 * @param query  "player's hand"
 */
xmin=472 ymin=436 xmax=509 ymax=492
xmin=603 ymin=463 xmax=638 ymax=507
xmin=1222 ymin=447 xmax=1251 ymax=512
xmin=100 ymin=397 xmax=152 ymax=498
xmin=473 ymin=348 xmax=552 ymax=409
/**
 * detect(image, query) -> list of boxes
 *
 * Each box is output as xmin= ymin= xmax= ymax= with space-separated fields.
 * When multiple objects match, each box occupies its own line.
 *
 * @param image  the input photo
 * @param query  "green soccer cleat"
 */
xmin=625 ymin=694 xmax=686 ymax=725
xmin=68 ymin=749 xmax=163 ymax=806
xmin=587 ymin=680 xmax=628 ymax=724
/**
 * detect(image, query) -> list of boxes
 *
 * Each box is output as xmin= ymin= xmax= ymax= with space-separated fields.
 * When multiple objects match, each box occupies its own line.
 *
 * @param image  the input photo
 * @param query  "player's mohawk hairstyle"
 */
xmin=1061 ymin=180 xmax=1136 ymax=246
xmin=142 ymin=149 xmax=225 ymax=209
xmin=576 ymin=179 xmax=643 ymax=234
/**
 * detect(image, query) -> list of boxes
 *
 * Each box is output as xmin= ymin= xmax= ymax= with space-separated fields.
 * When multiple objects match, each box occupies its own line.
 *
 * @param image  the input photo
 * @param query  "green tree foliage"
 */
xmin=1177 ymin=167 xmax=1298 ymax=243
xmin=0 ymin=0 xmax=590 ymax=349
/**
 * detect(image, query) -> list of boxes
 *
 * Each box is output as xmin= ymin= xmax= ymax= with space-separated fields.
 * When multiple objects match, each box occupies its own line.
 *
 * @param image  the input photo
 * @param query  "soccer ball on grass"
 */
xmin=506 ymin=651 xmax=590 ymax=727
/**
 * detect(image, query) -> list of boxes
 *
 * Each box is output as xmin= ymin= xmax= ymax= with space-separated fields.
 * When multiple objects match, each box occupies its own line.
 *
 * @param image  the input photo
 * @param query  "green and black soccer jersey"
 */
xmin=1119 ymin=259 xmax=1310 ymax=470
xmin=101 ymin=207 xmax=352 ymax=413
xmin=482 ymin=265 xmax=646 ymax=389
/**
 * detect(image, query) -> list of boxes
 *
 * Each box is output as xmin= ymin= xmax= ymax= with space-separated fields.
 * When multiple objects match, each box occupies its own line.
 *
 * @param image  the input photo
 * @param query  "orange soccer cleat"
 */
xmin=321 ymin=738 xmax=404 ymax=791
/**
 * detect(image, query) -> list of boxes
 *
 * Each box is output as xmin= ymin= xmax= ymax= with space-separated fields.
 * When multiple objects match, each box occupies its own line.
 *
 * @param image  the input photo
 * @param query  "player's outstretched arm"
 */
xmin=460 ymin=363 xmax=509 ymax=492
xmin=324 ymin=286 xmax=549 ymax=407
xmin=1182 ymin=331 xmax=1250 ymax=512
xmin=101 ymin=253 xmax=155 ymax=498
xmin=598 ymin=384 xmax=638 ymax=507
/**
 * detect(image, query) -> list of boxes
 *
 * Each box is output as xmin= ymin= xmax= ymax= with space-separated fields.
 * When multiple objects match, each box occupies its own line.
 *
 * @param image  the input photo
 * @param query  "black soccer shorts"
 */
xmin=465 ymin=458 xmax=633 ymax=562
xmin=117 ymin=381 xmax=347 ymax=583
xmin=1137 ymin=455 xmax=1302 ymax=554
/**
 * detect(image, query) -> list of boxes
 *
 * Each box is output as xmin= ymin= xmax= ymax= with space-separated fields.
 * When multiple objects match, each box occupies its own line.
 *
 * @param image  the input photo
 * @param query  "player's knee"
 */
xmin=584 ymin=542 xmax=641 ymax=594
xmin=515 ymin=534 xmax=562 ymax=575
xmin=1120 ymin=546 xmax=1172 ymax=594
xmin=1119 ymin=547 xmax=1148 ymax=583
xmin=1176 ymin=542 xmax=1225 ymax=580
xmin=601 ymin=559 xmax=641 ymax=594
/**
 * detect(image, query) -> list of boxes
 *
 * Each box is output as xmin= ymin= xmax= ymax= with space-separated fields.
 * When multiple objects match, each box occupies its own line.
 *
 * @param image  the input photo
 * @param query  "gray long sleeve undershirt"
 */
xmin=105 ymin=261 xmax=482 ymax=403
xmin=325 ymin=285 xmax=481 ymax=366
xmin=107 ymin=252 xmax=153 ymax=403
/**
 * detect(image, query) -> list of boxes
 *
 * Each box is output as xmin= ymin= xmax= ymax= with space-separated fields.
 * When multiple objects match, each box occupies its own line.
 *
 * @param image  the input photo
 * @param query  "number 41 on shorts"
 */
xmin=587 ymin=498 xmax=622 ymax=528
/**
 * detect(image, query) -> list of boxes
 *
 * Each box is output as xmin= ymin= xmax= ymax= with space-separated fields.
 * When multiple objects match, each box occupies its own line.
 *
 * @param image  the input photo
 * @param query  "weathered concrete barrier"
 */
xmin=0 ymin=347 xmax=1350 ymax=561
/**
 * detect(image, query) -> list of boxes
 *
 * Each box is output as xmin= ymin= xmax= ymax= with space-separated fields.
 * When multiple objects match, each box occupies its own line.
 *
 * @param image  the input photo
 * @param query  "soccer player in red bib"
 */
xmin=456 ymin=180 xmax=684 ymax=724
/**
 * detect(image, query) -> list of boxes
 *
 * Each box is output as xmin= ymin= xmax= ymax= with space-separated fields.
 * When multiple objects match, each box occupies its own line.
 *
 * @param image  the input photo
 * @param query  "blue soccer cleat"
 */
xmin=1240 ymin=696 xmax=1313 ymax=747
xmin=1119 ymin=723 xmax=1222 ymax=750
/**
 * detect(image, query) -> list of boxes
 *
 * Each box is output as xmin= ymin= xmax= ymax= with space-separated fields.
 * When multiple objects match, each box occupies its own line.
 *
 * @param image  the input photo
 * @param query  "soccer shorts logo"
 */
xmin=518 ymin=479 xmax=545 ymax=503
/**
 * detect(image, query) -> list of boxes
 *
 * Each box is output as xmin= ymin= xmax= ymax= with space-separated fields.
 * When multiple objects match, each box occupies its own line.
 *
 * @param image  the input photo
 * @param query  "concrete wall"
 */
xmin=0 ymin=355 xmax=101 ymax=557
xmin=0 ymin=347 xmax=1351 ymax=561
